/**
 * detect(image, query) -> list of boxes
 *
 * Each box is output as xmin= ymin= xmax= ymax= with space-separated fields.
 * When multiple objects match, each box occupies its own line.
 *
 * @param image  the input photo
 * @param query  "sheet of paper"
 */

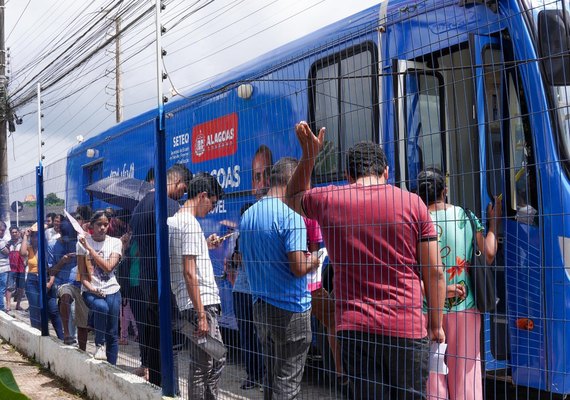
xmin=64 ymin=209 xmax=88 ymax=237
xmin=429 ymin=341 xmax=448 ymax=375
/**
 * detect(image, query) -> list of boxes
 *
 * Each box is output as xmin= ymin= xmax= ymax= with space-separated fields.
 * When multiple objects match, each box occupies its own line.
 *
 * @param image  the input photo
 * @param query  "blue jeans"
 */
xmin=253 ymin=300 xmax=312 ymax=400
xmin=0 ymin=272 xmax=7 ymax=311
xmin=83 ymin=291 xmax=121 ymax=365
xmin=25 ymin=274 xmax=64 ymax=339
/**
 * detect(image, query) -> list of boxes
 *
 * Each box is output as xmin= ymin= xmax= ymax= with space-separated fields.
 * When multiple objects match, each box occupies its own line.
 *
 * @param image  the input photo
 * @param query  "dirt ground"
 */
xmin=0 ymin=339 xmax=86 ymax=400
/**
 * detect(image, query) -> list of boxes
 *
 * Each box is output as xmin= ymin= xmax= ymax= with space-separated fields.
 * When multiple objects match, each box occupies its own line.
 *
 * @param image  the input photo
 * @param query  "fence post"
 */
xmin=36 ymin=83 xmax=49 ymax=336
xmin=154 ymin=0 xmax=175 ymax=395
xmin=35 ymin=165 xmax=48 ymax=336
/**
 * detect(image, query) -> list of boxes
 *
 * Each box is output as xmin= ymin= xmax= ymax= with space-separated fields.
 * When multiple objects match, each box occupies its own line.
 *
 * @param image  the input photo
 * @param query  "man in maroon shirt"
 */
xmin=284 ymin=122 xmax=446 ymax=399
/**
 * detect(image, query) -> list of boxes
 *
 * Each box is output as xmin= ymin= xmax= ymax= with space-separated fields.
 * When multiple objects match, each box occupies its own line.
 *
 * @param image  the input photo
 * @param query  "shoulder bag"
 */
xmin=464 ymin=208 xmax=498 ymax=313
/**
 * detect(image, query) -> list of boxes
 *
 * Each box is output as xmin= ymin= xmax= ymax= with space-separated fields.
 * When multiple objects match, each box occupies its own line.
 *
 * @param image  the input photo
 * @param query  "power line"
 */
xmin=6 ymin=0 xmax=32 ymax=41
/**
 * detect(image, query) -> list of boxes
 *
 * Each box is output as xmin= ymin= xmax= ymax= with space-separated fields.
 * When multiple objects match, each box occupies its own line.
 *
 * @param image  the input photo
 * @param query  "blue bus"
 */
xmin=65 ymin=0 xmax=570 ymax=394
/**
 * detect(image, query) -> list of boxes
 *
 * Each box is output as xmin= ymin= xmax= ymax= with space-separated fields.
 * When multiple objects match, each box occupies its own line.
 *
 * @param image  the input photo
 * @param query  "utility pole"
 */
xmin=115 ymin=17 xmax=122 ymax=123
xmin=0 ymin=0 xmax=9 ymax=226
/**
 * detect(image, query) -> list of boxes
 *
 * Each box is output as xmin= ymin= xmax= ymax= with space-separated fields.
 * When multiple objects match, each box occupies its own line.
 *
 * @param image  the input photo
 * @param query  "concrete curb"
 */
xmin=0 ymin=312 xmax=168 ymax=400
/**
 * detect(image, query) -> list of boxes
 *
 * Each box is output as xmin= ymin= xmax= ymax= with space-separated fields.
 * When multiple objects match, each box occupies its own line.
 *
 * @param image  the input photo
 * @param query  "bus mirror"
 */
xmin=538 ymin=9 xmax=570 ymax=85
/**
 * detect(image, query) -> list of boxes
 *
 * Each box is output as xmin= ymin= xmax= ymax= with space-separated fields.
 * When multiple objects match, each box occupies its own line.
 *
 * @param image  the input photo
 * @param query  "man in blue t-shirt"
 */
xmin=240 ymin=157 xmax=318 ymax=399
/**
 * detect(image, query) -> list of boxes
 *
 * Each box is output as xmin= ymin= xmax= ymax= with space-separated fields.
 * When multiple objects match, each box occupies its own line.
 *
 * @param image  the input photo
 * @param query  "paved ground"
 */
xmin=3 ymin=302 xmax=556 ymax=400
xmin=0 ymin=339 xmax=84 ymax=400
xmin=4 ymin=303 xmax=345 ymax=400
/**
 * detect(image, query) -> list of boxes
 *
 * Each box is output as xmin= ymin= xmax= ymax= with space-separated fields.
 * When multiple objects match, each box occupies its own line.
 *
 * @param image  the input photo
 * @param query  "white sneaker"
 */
xmin=93 ymin=345 xmax=106 ymax=360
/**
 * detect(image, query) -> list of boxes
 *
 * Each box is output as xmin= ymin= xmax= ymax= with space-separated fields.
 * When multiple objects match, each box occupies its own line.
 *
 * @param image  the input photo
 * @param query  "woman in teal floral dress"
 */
xmin=417 ymin=168 xmax=501 ymax=400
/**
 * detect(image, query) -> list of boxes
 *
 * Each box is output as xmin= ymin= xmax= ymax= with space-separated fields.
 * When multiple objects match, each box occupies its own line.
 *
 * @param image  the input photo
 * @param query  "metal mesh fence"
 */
xmin=3 ymin=0 xmax=570 ymax=399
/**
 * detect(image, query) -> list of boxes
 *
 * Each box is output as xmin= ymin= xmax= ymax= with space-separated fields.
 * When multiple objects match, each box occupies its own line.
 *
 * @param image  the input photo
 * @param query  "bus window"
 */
xmin=313 ymin=64 xmax=339 ymax=177
xmin=507 ymin=74 xmax=539 ymax=225
xmin=483 ymin=48 xmax=505 ymax=199
xmin=404 ymin=72 xmax=444 ymax=191
xmin=310 ymin=43 xmax=378 ymax=180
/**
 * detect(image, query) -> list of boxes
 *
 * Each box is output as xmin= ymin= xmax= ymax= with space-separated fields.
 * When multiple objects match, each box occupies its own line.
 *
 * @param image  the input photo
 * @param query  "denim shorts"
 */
xmin=7 ymin=272 xmax=25 ymax=291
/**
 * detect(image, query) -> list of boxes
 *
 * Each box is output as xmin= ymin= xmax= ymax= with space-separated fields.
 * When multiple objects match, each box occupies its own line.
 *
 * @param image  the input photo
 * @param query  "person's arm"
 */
xmin=77 ymin=254 xmax=98 ymax=294
xmin=0 ymin=240 xmax=8 ymax=257
xmin=78 ymin=237 xmax=121 ymax=273
xmin=476 ymin=199 xmax=502 ymax=265
xmin=418 ymin=239 xmax=446 ymax=343
xmin=183 ymin=254 xmax=209 ymax=337
xmin=47 ymin=275 xmax=55 ymax=290
xmin=284 ymin=121 xmax=326 ymax=216
xmin=288 ymin=251 xmax=319 ymax=277
xmin=49 ymin=253 xmax=73 ymax=276
xmin=20 ymin=231 xmax=30 ymax=257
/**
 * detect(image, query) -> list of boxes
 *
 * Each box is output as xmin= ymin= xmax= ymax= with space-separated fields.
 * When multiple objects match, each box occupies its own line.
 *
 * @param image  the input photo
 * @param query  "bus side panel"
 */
xmin=65 ymin=119 xmax=156 ymax=210
xmin=503 ymin=0 xmax=570 ymax=391
xmin=165 ymin=72 xmax=308 ymax=330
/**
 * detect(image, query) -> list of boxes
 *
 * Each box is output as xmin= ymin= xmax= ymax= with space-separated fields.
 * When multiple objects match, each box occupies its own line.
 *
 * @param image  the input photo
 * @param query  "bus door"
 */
xmin=471 ymin=33 xmax=545 ymax=387
xmin=82 ymin=160 xmax=103 ymax=209
xmin=394 ymin=60 xmax=445 ymax=190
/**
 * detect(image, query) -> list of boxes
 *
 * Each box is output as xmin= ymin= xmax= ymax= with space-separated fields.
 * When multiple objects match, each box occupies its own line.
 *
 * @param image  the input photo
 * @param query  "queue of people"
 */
xmin=0 ymin=119 xmax=503 ymax=400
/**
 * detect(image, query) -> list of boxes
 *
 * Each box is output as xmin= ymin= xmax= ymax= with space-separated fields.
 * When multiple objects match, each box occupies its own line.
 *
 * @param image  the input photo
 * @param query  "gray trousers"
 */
xmin=253 ymin=300 xmax=312 ymax=400
xmin=180 ymin=305 xmax=225 ymax=400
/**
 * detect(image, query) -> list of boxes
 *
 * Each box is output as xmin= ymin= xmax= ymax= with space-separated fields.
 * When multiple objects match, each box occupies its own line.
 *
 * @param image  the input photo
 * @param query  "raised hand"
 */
xmin=295 ymin=121 xmax=326 ymax=160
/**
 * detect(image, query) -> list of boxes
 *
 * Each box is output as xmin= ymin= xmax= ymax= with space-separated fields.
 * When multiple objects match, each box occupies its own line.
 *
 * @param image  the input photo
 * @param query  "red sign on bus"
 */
xmin=192 ymin=113 xmax=238 ymax=163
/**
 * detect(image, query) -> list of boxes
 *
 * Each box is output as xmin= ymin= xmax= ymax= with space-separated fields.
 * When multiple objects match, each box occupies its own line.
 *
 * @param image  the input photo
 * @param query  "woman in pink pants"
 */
xmin=417 ymin=168 xmax=501 ymax=400
xmin=119 ymin=298 xmax=138 ymax=345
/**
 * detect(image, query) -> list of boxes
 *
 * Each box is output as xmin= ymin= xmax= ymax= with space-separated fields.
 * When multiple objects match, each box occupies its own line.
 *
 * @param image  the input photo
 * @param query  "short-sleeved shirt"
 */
xmin=303 ymin=183 xmax=437 ymax=339
xmin=130 ymin=191 xmax=180 ymax=291
xmin=48 ymin=239 xmax=78 ymax=287
xmin=0 ymin=239 xmax=9 ymax=274
xmin=168 ymin=210 xmax=220 ymax=311
xmin=76 ymin=235 xmax=122 ymax=295
xmin=427 ymin=206 xmax=484 ymax=313
xmin=8 ymin=241 xmax=25 ymax=273
xmin=304 ymin=217 xmax=323 ymax=291
xmin=240 ymin=196 xmax=309 ymax=313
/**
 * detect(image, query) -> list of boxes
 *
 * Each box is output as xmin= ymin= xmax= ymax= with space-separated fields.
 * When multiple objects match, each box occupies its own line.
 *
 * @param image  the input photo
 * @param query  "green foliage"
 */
xmin=44 ymin=193 xmax=64 ymax=206
xmin=0 ymin=367 xmax=30 ymax=400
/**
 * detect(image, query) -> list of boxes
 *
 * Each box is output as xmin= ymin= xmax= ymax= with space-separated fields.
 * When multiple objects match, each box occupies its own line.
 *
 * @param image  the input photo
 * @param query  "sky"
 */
xmin=5 ymin=0 xmax=379 ymax=197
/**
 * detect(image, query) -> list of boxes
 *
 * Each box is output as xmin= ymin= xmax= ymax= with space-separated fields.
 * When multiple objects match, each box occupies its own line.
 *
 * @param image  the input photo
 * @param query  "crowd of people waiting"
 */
xmin=0 ymin=119 xmax=503 ymax=400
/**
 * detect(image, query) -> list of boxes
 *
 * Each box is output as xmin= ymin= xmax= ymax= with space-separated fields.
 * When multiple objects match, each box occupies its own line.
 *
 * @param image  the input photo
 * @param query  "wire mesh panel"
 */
xmin=4 ymin=0 xmax=570 ymax=399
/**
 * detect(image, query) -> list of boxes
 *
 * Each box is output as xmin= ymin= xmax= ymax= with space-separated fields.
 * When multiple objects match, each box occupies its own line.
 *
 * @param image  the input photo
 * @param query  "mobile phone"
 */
xmin=217 ymin=232 xmax=235 ymax=242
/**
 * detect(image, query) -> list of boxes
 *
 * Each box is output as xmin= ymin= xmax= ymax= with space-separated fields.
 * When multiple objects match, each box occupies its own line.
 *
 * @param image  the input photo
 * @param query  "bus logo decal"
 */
xmin=192 ymin=113 xmax=238 ymax=162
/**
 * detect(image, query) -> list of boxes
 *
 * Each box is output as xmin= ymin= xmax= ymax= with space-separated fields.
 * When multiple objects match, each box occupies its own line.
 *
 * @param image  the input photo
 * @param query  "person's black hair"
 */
xmin=75 ymin=205 xmax=92 ymax=221
xmin=254 ymin=145 xmax=273 ymax=164
xmin=416 ymin=168 xmax=446 ymax=205
xmin=60 ymin=220 xmax=77 ymax=240
xmin=270 ymin=157 xmax=298 ymax=188
xmin=145 ymin=167 xmax=155 ymax=183
xmin=9 ymin=226 xmax=19 ymax=233
xmin=188 ymin=172 xmax=224 ymax=200
xmin=346 ymin=141 xmax=388 ymax=180
xmin=90 ymin=209 xmax=112 ymax=225
xmin=46 ymin=213 xmax=56 ymax=220
xmin=167 ymin=164 xmax=192 ymax=188
xmin=55 ymin=214 xmax=64 ymax=222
